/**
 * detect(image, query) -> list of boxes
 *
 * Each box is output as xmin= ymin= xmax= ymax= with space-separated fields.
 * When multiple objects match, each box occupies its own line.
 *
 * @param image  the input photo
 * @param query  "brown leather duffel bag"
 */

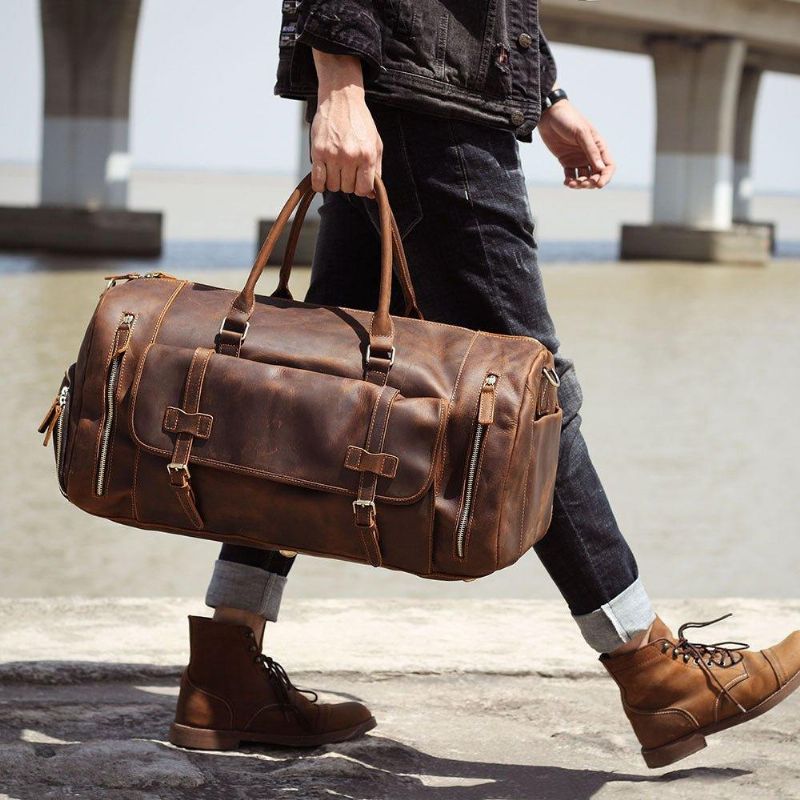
xmin=38 ymin=174 xmax=562 ymax=580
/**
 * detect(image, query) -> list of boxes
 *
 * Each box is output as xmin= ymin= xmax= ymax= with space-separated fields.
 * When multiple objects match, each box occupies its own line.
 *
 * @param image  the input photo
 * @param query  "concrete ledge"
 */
xmin=0 ymin=205 xmax=162 ymax=257
xmin=1 ymin=598 xmax=798 ymax=683
xmin=257 ymin=216 xmax=319 ymax=266
xmin=620 ymin=223 xmax=772 ymax=265
xmin=1 ymin=598 xmax=799 ymax=797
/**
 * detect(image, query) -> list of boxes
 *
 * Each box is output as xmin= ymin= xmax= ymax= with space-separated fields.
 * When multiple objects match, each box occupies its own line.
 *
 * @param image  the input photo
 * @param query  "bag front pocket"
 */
xmin=130 ymin=344 xmax=446 ymax=572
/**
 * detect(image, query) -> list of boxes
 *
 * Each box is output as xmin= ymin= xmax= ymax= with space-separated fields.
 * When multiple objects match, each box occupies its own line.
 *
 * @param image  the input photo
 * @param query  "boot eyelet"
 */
xmin=661 ymin=643 xmax=669 ymax=653
xmin=683 ymin=654 xmax=690 ymax=663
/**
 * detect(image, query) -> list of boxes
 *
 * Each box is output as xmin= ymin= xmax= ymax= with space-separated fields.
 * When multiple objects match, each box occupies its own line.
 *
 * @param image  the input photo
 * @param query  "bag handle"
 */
xmin=217 ymin=173 xmax=412 ymax=380
xmin=273 ymin=187 xmax=424 ymax=320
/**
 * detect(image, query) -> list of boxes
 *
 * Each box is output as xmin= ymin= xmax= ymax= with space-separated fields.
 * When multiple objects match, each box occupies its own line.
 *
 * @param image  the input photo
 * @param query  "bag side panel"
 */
xmin=66 ymin=278 xmax=187 ymax=520
xmin=495 ymin=349 xmax=561 ymax=569
xmin=431 ymin=332 xmax=543 ymax=578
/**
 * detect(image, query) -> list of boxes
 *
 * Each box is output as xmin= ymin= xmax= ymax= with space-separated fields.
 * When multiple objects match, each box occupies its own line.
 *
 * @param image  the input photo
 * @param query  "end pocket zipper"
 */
xmin=39 ymin=379 xmax=71 ymax=494
xmin=456 ymin=373 xmax=497 ymax=558
xmin=95 ymin=313 xmax=135 ymax=496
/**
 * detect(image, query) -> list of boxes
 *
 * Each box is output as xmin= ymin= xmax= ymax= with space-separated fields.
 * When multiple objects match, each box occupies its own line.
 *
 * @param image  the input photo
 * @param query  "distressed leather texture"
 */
xmin=40 ymin=174 xmax=562 ymax=579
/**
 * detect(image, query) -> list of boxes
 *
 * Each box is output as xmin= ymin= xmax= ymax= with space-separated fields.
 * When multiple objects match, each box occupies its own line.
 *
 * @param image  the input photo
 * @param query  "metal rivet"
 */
xmin=517 ymin=32 xmax=533 ymax=49
xmin=510 ymin=110 xmax=525 ymax=127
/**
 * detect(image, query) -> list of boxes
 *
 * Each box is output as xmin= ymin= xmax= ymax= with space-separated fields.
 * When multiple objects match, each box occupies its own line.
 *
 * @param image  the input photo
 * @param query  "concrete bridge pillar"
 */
xmin=733 ymin=65 xmax=761 ymax=220
xmin=621 ymin=36 xmax=771 ymax=264
xmin=0 ymin=0 xmax=161 ymax=256
xmin=40 ymin=0 xmax=138 ymax=208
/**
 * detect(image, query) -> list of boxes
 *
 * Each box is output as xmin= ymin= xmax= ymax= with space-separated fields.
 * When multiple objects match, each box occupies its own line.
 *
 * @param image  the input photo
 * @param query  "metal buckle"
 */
xmin=167 ymin=462 xmax=190 ymax=479
xmin=218 ymin=318 xmax=250 ymax=343
xmin=365 ymin=345 xmax=395 ymax=368
xmin=352 ymin=499 xmax=376 ymax=514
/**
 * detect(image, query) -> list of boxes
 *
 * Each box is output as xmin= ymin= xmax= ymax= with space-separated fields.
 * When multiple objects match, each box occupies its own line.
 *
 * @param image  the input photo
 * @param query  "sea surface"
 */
xmin=1 ymin=248 xmax=798 ymax=601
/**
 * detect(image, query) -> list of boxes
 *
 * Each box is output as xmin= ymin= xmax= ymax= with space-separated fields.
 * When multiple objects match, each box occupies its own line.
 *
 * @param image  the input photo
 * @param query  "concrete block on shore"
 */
xmin=620 ymin=223 xmax=772 ymax=265
xmin=0 ymin=205 xmax=162 ymax=257
xmin=257 ymin=215 xmax=319 ymax=265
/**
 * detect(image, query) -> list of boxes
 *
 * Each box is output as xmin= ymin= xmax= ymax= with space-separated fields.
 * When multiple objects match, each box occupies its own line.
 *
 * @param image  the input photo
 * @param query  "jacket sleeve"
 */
xmin=538 ymin=26 xmax=558 ymax=101
xmin=295 ymin=0 xmax=383 ymax=82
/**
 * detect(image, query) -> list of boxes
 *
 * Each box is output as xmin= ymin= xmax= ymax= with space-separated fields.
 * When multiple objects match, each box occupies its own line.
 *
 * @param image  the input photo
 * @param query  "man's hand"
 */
xmin=310 ymin=50 xmax=382 ymax=198
xmin=537 ymin=97 xmax=615 ymax=189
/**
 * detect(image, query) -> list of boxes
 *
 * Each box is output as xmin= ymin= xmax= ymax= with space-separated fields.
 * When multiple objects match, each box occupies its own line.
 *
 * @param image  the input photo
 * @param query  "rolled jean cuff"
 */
xmin=573 ymin=577 xmax=656 ymax=654
xmin=204 ymin=559 xmax=288 ymax=622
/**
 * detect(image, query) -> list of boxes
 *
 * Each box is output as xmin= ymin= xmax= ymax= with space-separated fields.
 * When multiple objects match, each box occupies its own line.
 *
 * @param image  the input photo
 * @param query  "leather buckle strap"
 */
xmin=351 ymin=386 xmax=398 ymax=567
xmin=166 ymin=347 xmax=214 ymax=529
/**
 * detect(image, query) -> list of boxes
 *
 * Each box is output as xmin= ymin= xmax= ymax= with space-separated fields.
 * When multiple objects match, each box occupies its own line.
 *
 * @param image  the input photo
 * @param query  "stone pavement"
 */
xmin=1 ymin=598 xmax=799 ymax=799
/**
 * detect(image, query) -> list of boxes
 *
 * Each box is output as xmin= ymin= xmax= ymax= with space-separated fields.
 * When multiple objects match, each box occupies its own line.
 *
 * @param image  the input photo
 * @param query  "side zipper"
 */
xmin=456 ymin=373 xmax=498 ymax=558
xmin=39 ymin=375 xmax=72 ymax=496
xmin=95 ymin=313 xmax=136 ymax=496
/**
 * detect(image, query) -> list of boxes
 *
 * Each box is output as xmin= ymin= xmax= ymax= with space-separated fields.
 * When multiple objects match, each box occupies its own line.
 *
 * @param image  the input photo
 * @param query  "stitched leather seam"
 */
xmin=436 ymin=330 xmax=479 ymax=494
xmin=185 ymin=671 xmax=234 ymax=729
xmin=714 ymin=666 xmax=750 ymax=721
xmin=763 ymin=648 xmax=785 ymax=685
xmin=130 ymin=281 xmax=187 ymax=519
xmin=623 ymin=702 xmax=699 ymax=729
xmin=243 ymin=703 xmax=292 ymax=732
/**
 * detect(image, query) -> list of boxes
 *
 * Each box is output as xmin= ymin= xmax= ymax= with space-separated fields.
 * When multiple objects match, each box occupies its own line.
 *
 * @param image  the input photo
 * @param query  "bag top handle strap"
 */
xmin=274 ymin=187 xmax=424 ymax=321
xmin=219 ymin=173 xmax=405 ymax=376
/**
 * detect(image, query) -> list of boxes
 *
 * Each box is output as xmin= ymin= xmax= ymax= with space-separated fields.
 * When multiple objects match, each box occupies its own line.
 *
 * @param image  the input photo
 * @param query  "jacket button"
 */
xmin=517 ymin=32 xmax=533 ymax=49
xmin=510 ymin=110 xmax=525 ymax=127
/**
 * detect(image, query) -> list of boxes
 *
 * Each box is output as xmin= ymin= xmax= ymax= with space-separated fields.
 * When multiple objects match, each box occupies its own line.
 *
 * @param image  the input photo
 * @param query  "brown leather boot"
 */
xmin=602 ymin=614 xmax=800 ymax=768
xmin=169 ymin=616 xmax=376 ymax=750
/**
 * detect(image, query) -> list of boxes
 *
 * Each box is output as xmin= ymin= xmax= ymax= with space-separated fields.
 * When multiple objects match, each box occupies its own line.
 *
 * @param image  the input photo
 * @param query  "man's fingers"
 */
xmin=339 ymin=164 xmax=357 ymax=194
xmin=310 ymin=161 xmax=327 ymax=194
xmin=577 ymin=126 xmax=606 ymax=173
xmin=355 ymin=164 xmax=376 ymax=198
xmin=326 ymin=166 xmax=342 ymax=193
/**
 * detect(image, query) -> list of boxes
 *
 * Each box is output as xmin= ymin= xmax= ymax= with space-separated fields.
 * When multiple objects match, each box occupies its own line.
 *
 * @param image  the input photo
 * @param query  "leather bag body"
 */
xmin=39 ymin=175 xmax=562 ymax=580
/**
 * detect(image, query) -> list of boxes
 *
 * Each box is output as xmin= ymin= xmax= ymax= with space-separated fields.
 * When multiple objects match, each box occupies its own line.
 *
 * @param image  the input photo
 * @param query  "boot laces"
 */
xmin=254 ymin=653 xmax=319 ymax=706
xmin=244 ymin=632 xmax=319 ymax=708
xmin=662 ymin=613 xmax=750 ymax=713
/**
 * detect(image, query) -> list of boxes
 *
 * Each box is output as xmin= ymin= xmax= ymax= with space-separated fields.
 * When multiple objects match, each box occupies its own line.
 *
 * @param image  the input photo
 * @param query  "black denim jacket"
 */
xmin=275 ymin=0 xmax=558 ymax=142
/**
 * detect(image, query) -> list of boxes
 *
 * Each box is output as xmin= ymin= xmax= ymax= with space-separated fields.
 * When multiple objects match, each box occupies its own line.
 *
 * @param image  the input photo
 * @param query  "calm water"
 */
xmin=1 ymin=249 xmax=799 ymax=600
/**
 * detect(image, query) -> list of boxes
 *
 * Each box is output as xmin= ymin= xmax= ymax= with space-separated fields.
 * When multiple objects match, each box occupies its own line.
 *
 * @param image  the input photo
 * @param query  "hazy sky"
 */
xmin=3 ymin=0 xmax=799 ymax=191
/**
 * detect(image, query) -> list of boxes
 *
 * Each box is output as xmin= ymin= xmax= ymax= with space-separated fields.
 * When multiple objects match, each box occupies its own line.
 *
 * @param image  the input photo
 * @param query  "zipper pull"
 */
xmin=104 ymin=273 xmax=141 ymax=289
xmin=112 ymin=313 xmax=136 ymax=357
xmin=38 ymin=386 xmax=68 ymax=446
xmin=478 ymin=374 xmax=498 ymax=425
xmin=142 ymin=271 xmax=176 ymax=280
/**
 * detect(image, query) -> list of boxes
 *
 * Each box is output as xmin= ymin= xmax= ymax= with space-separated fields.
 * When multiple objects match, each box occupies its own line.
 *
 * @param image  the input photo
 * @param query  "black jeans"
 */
xmin=216 ymin=103 xmax=653 ymax=651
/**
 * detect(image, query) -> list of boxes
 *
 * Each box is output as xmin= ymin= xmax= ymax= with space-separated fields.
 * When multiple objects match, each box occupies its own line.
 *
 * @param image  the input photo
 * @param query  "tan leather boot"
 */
xmin=169 ymin=616 xmax=376 ymax=750
xmin=601 ymin=614 xmax=800 ymax=768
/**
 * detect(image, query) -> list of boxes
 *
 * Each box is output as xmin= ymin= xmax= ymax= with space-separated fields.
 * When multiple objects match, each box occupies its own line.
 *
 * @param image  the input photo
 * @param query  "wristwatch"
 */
xmin=543 ymin=88 xmax=568 ymax=110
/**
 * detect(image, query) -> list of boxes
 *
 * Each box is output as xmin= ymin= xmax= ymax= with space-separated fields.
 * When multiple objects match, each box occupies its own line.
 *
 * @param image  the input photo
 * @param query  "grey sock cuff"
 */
xmin=204 ymin=559 xmax=288 ymax=622
xmin=573 ymin=577 xmax=656 ymax=654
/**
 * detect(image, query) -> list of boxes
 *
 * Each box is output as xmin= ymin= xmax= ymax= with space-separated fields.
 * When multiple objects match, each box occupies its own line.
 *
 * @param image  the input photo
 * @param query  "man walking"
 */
xmin=170 ymin=1 xmax=800 ymax=768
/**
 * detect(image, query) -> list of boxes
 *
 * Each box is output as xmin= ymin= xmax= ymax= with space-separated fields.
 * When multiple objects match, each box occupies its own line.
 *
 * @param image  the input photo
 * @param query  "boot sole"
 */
xmin=641 ymin=667 xmax=800 ymax=768
xmin=168 ymin=716 xmax=377 ymax=751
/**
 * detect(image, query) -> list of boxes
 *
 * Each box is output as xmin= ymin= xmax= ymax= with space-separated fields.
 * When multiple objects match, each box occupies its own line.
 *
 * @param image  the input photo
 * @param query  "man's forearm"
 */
xmin=312 ymin=50 xmax=365 ymax=96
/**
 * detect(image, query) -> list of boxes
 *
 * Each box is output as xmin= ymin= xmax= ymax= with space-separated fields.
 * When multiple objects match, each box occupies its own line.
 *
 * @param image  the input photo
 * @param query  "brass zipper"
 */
xmin=95 ymin=313 xmax=135 ymax=496
xmin=456 ymin=374 xmax=498 ymax=558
